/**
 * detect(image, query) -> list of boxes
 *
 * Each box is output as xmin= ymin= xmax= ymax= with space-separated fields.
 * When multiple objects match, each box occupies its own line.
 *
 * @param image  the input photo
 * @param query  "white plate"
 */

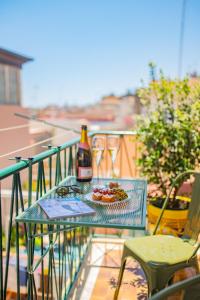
xmin=92 ymin=185 xmax=106 ymax=190
xmin=84 ymin=192 xmax=130 ymax=206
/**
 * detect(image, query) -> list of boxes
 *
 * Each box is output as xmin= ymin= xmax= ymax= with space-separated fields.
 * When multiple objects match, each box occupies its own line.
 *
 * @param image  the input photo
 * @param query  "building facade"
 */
xmin=0 ymin=48 xmax=32 ymax=105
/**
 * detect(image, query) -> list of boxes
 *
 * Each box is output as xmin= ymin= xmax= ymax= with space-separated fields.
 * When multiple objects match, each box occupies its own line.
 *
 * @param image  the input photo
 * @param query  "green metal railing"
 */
xmin=0 ymin=131 xmax=138 ymax=299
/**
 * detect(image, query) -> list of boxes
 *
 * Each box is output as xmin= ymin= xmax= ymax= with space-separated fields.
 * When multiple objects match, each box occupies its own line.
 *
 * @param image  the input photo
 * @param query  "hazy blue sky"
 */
xmin=0 ymin=0 xmax=200 ymax=107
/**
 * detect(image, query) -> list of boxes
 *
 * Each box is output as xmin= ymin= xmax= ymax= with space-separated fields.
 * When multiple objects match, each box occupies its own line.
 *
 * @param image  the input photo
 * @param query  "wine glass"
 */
xmin=92 ymin=136 xmax=105 ymax=181
xmin=107 ymin=135 xmax=120 ymax=178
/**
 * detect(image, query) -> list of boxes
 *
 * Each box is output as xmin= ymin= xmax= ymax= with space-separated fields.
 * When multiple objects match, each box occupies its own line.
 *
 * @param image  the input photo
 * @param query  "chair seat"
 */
xmin=125 ymin=235 xmax=195 ymax=265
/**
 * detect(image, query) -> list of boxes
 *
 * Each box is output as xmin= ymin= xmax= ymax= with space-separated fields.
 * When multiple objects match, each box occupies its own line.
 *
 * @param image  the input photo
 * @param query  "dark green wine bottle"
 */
xmin=76 ymin=125 xmax=92 ymax=182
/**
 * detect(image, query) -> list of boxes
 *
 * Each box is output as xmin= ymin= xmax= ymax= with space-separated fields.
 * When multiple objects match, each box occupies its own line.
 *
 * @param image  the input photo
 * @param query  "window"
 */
xmin=0 ymin=64 xmax=20 ymax=105
xmin=8 ymin=66 xmax=18 ymax=104
xmin=0 ymin=65 xmax=6 ymax=103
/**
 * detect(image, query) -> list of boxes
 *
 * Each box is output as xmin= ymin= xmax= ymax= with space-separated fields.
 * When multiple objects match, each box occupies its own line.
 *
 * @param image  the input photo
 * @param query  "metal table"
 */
xmin=16 ymin=177 xmax=147 ymax=299
xmin=16 ymin=177 xmax=147 ymax=230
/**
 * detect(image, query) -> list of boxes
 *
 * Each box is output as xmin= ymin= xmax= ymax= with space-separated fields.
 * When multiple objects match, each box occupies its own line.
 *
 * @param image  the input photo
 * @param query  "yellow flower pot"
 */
xmin=148 ymin=196 xmax=190 ymax=234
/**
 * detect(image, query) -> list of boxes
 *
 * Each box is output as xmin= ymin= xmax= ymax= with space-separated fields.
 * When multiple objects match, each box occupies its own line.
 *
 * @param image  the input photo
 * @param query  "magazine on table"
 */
xmin=38 ymin=197 xmax=96 ymax=219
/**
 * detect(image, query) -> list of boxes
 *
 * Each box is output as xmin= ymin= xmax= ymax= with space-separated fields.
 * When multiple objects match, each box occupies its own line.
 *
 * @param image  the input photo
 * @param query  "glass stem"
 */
xmin=111 ymin=160 xmax=114 ymax=177
xmin=97 ymin=164 xmax=100 ymax=182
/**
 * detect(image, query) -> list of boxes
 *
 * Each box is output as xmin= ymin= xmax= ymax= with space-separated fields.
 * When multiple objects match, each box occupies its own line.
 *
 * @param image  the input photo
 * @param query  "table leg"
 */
xmin=27 ymin=224 xmax=33 ymax=300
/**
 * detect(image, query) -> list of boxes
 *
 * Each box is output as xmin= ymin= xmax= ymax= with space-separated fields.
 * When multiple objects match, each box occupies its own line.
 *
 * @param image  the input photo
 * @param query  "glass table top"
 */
xmin=16 ymin=177 xmax=147 ymax=230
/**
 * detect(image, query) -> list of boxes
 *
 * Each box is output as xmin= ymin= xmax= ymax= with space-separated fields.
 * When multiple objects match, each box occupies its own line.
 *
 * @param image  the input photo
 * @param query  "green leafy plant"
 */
xmin=137 ymin=68 xmax=200 ymax=198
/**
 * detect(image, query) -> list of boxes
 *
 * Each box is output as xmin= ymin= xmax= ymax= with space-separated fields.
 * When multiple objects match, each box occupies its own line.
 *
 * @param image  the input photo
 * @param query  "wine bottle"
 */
xmin=76 ymin=125 xmax=92 ymax=182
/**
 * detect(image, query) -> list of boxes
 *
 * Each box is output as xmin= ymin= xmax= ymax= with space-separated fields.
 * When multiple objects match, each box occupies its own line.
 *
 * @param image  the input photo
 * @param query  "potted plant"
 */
xmin=136 ymin=67 xmax=200 ymax=234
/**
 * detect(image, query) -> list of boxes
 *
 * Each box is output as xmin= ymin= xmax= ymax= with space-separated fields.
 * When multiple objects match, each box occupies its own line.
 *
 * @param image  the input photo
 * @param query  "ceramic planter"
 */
xmin=148 ymin=196 xmax=190 ymax=234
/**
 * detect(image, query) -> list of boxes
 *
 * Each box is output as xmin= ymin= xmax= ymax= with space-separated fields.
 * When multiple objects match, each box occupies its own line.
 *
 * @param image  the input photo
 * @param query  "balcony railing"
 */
xmin=0 ymin=130 xmax=139 ymax=299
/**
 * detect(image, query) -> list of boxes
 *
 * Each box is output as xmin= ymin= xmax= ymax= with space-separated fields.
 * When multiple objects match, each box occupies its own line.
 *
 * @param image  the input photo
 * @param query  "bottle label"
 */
xmin=78 ymin=142 xmax=90 ymax=150
xmin=78 ymin=167 xmax=92 ymax=179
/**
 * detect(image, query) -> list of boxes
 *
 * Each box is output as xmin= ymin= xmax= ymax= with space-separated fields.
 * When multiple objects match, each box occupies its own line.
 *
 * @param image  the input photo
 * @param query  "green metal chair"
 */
xmin=114 ymin=171 xmax=200 ymax=298
xmin=149 ymin=274 xmax=200 ymax=300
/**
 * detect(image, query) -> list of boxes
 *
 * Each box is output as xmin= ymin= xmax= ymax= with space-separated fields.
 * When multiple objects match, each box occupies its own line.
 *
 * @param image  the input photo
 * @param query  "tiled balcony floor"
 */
xmin=70 ymin=237 xmax=199 ymax=300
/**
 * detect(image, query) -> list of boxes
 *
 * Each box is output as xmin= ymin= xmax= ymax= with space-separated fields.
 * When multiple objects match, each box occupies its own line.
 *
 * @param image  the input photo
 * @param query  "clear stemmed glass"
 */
xmin=92 ymin=136 xmax=105 ymax=181
xmin=107 ymin=135 xmax=120 ymax=178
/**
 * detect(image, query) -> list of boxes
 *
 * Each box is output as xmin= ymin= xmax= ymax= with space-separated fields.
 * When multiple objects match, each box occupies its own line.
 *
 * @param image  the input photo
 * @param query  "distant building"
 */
xmin=0 ymin=48 xmax=32 ymax=105
xmin=0 ymin=48 xmax=33 ymax=170
xmin=120 ymin=92 xmax=142 ymax=115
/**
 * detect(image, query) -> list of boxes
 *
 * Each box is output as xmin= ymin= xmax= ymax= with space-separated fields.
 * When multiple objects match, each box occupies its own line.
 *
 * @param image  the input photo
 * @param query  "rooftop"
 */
xmin=0 ymin=47 xmax=33 ymax=68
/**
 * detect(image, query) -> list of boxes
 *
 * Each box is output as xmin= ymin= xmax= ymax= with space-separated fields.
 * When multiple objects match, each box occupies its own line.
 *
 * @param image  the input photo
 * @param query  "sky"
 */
xmin=0 ymin=0 xmax=200 ymax=107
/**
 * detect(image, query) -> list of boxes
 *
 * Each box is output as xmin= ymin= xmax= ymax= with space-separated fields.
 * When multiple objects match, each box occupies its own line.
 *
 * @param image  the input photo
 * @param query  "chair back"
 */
xmin=153 ymin=171 xmax=200 ymax=240
xmin=184 ymin=172 xmax=200 ymax=241
xmin=148 ymin=274 xmax=200 ymax=300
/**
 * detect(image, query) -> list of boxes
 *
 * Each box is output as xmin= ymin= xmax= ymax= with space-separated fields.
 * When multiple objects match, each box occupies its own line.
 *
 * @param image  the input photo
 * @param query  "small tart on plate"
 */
xmin=92 ymin=192 xmax=102 ymax=201
xmin=109 ymin=182 xmax=119 ymax=189
xmin=101 ymin=194 xmax=116 ymax=203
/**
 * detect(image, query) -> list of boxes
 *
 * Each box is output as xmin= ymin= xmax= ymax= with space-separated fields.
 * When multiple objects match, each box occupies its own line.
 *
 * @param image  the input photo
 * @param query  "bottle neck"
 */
xmin=80 ymin=128 xmax=88 ymax=144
